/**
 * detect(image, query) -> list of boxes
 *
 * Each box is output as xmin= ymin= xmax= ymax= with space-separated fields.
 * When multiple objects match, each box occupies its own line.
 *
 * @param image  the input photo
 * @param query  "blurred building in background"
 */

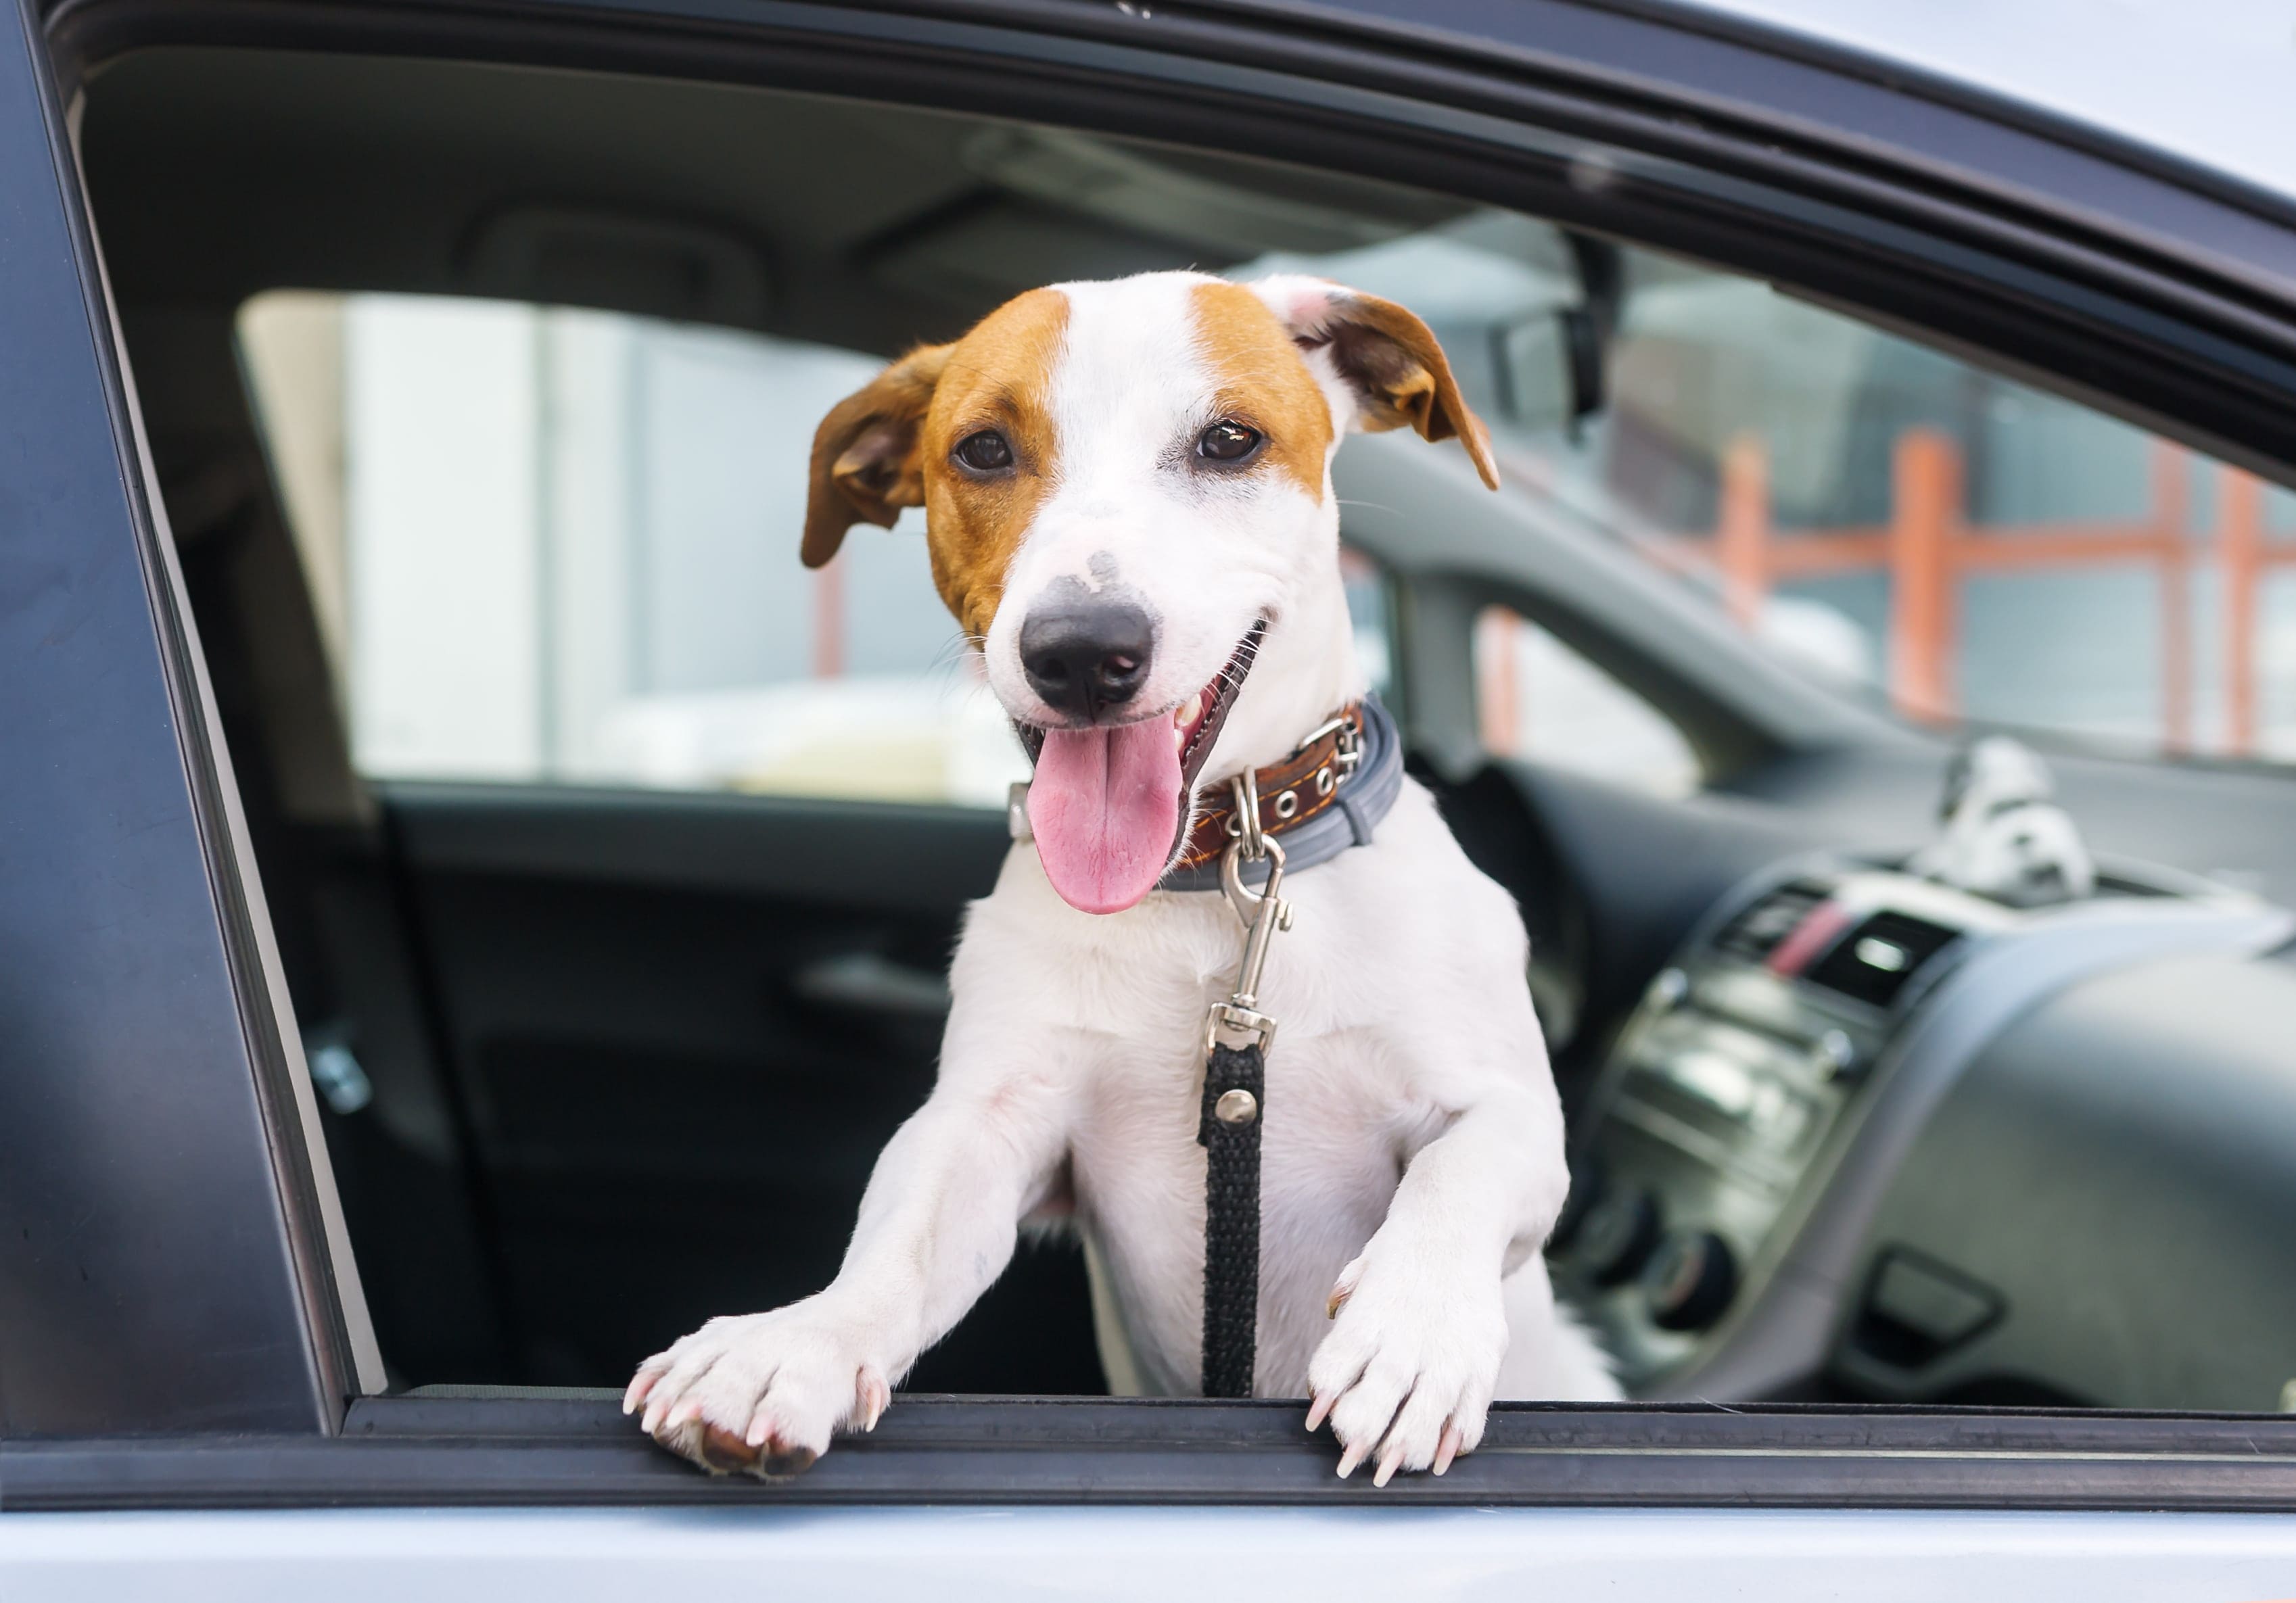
xmin=244 ymin=293 xmax=1024 ymax=803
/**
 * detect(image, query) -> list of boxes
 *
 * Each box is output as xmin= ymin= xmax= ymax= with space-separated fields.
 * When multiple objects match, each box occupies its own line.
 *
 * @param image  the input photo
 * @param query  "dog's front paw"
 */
xmin=1305 ymin=1247 xmax=1508 ymax=1487
xmin=622 ymin=1301 xmax=890 ymax=1478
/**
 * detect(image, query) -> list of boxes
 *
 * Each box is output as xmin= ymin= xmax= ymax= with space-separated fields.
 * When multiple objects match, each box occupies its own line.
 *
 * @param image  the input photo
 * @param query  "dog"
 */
xmin=1908 ymin=736 xmax=2095 ymax=907
xmin=624 ymin=270 xmax=1619 ymax=1487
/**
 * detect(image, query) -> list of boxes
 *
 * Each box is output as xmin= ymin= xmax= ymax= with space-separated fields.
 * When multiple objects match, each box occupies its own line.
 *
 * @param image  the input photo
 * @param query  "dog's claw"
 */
xmin=1336 ymin=1439 xmax=1368 ymax=1479
xmin=1433 ymin=1421 xmax=1463 ymax=1477
xmin=1305 ymin=1391 xmax=1334 ymax=1433
xmin=1326 ymin=1286 xmax=1351 ymax=1319
xmin=623 ymin=1370 xmax=659 ymax=1414
xmin=1373 ymin=1441 xmax=1406 ymax=1487
xmin=858 ymin=1366 xmax=890 ymax=1432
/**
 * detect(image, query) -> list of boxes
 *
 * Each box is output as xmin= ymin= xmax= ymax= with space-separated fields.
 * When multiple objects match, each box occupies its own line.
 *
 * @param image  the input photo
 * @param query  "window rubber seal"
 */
xmin=12 ymin=1396 xmax=2296 ymax=1511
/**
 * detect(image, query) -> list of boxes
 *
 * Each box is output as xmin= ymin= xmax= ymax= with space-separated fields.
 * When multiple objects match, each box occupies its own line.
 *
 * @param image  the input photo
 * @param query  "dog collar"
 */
xmin=1157 ymin=692 xmax=1403 ymax=893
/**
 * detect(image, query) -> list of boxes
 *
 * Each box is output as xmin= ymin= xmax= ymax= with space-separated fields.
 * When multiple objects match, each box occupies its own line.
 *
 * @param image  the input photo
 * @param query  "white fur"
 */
xmin=983 ymin=274 xmax=1359 ymax=773
xmin=630 ymin=271 xmax=1619 ymax=1487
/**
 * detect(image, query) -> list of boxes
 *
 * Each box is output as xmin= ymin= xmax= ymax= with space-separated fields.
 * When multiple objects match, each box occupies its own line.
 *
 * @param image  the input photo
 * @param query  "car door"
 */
xmin=18 ymin=0 xmax=2296 ymax=1593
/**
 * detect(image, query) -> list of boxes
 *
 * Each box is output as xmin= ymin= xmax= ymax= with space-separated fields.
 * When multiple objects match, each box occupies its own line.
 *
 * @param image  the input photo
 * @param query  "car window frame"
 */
xmin=0 ymin=0 xmax=383 ymax=1443
xmin=22 ymin=0 xmax=2296 ymax=1513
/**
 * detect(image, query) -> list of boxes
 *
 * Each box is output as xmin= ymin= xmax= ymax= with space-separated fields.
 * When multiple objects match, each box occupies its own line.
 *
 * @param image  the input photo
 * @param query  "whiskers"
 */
xmin=927 ymin=631 xmax=989 ymax=678
xmin=1213 ymin=621 xmax=1268 ymax=701
xmin=914 ymin=633 xmax=998 ymax=700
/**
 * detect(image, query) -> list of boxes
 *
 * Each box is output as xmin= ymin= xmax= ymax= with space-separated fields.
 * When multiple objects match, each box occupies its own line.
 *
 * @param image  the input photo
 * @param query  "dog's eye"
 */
xmin=954 ymin=430 xmax=1014 ymax=472
xmin=1197 ymin=421 xmax=1262 ymax=462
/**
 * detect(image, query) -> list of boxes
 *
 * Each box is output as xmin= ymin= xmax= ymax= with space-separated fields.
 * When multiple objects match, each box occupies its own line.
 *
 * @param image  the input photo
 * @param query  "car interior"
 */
xmin=76 ymin=44 xmax=2296 ymax=1415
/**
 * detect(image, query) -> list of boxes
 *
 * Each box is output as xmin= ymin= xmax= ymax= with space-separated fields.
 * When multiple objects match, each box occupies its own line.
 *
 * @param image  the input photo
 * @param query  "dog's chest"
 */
xmin=958 ymin=798 xmax=1528 ymax=1393
xmin=1067 ymin=1020 xmax=1406 ymax=1394
xmin=1031 ymin=891 xmax=1418 ymax=1392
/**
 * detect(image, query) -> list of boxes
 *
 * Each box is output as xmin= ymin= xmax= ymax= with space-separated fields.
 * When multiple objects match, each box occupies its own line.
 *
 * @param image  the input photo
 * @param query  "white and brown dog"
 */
xmin=625 ymin=271 xmax=1618 ymax=1487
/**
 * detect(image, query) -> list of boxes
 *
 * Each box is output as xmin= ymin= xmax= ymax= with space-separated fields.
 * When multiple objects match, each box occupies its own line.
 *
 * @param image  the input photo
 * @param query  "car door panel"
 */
xmin=379 ymin=784 xmax=1104 ymax=1394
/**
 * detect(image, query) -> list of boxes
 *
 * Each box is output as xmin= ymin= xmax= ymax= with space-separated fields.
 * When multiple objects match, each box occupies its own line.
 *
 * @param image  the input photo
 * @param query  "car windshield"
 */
xmin=1236 ymin=207 xmax=2296 ymax=767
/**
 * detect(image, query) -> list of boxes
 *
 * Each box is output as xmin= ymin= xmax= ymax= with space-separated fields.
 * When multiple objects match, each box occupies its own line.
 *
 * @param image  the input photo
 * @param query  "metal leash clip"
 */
xmin=1205 ymin=769 xmax=1294 ymax=1056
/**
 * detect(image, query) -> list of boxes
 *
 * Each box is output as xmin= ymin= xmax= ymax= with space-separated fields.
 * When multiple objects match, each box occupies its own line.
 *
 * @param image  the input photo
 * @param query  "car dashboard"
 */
xmin=1553 ymin=855 xmax=2296 ymax=1407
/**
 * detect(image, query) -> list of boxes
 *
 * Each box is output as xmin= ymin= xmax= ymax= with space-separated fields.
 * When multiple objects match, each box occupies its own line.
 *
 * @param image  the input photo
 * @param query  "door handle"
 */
xmin=791 ymin=952 xmax=952 ymax=1018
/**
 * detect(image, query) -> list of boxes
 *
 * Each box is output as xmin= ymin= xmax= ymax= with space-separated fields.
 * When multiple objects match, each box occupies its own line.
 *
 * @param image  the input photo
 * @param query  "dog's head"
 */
xmin=803 ymin=271 xmax=1499 ymax=913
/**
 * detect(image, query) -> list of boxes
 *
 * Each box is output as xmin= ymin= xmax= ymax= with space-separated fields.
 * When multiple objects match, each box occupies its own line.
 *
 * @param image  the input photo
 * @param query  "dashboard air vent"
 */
xmin=1805 ymin=911 xmax=1961 ymax=1007
xmin=1712 ymin=881 xmax=1829 ymax=963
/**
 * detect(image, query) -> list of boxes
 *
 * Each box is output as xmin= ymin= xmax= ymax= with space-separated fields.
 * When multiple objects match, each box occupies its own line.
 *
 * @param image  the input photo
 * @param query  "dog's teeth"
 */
xmin=1174 ymin=722 xmax=1188 ymax=752
xmin=1177 ymin=694 xmax=1203 ymax=728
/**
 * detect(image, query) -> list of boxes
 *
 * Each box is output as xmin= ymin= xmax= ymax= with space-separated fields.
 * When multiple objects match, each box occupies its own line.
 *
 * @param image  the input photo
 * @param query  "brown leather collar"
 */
xmin=1173 ymin=704 xmax=1365 ymax=872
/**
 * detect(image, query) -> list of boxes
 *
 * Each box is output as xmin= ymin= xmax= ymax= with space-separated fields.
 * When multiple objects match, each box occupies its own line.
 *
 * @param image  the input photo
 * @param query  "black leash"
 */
xmin=1197 ymin=1038 xmax=1265 ymax=1397
xmin=1011 ymin=704 xmax=1396 ymax=1398
xmin=1197 ymin=774 xmax=1291 ymax=1398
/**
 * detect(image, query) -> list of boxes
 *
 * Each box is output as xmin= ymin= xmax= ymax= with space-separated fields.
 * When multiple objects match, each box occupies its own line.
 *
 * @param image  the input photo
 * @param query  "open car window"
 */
xmin=132 ymin=47 xmax=2293 ymax=1404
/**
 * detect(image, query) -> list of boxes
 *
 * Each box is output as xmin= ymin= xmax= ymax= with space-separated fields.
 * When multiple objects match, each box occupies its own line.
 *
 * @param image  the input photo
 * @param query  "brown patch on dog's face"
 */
xmin=916 ymin=288 xmax=1070 ymax=642
xmin=1186 ymin=280 xmax=1337 ymax=502
xmin=801 ymin=290 xmax=1069 ymax=642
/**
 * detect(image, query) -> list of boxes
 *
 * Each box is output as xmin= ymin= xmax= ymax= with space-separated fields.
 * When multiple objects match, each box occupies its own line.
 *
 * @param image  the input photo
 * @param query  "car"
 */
xmin=9 ymin=0 xmax=2296 ymax=1591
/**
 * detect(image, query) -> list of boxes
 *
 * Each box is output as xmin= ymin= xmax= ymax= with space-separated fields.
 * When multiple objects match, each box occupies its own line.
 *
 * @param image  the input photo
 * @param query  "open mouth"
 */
xmin=1018 ymin=621 xmax=1265 ymax=915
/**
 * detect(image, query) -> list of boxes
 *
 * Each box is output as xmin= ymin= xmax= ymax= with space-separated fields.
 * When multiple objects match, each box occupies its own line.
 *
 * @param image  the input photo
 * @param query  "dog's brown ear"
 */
xmin=1248 ymin=275 xmax=1499 ymax=491
xmin=802 ymin=342 xmax=954 ymax=569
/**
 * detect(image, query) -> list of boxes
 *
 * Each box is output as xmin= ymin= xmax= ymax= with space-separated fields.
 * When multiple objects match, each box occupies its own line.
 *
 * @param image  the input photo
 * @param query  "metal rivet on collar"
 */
xmin=1273 ymin=789 xmax=1298 ymax=819
xmin=1314 ymin=764 xmax=1334 ymax=796
xmin=1215 ymin=1088 xmax=1259 ymax=1126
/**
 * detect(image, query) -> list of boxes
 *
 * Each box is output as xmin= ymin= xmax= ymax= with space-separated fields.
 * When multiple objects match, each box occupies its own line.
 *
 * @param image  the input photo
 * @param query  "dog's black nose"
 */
xmin=1019 ymin=600 xmax=1154 ymax=719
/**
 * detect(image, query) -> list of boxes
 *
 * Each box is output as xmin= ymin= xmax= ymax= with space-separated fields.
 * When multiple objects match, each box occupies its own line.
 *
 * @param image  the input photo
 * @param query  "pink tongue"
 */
xmin=1027 ymin=720 xmax=1184 ymax=914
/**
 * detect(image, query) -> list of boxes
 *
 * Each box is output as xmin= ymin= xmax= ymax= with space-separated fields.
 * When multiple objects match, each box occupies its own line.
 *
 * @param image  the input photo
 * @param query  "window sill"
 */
xmin=10 ymin=1396 xmax=2296 ymax=1512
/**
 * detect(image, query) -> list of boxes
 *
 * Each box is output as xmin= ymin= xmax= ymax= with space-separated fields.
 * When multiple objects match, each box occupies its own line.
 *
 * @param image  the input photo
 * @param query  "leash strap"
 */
xmin=1197 ymin=1038 xmax=1265 ymax=1397
xmin=1196 ymin=775 xmax=1292 ymax=1398
xmin=1190 ymin=696 xmax=1376 ymax=1395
